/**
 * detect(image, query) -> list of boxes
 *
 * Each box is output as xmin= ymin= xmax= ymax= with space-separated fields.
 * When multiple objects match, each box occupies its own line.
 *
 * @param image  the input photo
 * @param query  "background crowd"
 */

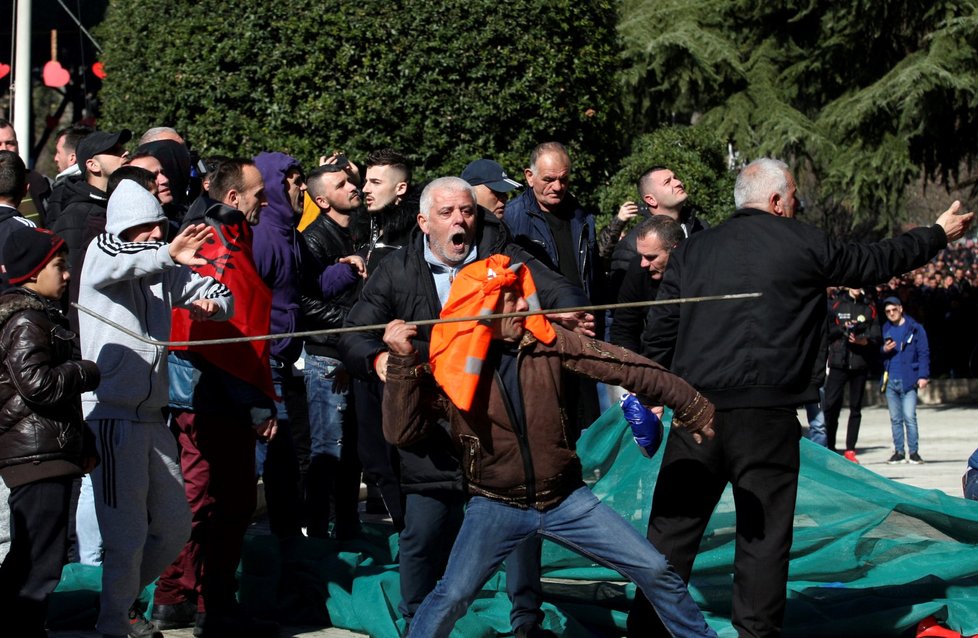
xmin=873 ymin=241 xmax=978 ymax=379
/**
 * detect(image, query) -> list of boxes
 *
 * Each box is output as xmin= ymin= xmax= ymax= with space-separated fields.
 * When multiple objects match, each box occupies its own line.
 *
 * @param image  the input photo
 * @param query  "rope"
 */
xmin=72 ymin=292 xmax=761 ymax=349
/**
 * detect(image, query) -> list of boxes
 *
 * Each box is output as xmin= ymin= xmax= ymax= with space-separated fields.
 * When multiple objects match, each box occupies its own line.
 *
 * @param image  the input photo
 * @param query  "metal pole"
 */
xmin=13 ymin=0 xmax=32 ymax=166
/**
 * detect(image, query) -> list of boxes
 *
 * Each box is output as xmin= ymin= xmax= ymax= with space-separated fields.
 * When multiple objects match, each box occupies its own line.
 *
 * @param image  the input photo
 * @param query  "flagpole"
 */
xmin=13 ymin=0 xmax=32 ymax=165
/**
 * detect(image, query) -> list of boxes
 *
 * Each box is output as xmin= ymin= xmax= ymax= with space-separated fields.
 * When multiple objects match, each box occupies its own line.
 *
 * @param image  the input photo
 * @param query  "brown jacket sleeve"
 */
xmin=381 ymin=351 xmax=436 ymax=448
xmin=552 ymin=326 xmax=715 ymax=436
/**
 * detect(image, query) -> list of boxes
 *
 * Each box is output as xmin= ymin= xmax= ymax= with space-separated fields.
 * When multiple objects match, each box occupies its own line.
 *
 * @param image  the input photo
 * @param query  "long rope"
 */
xmin=72 ymin=292 xmax=761 ymax=349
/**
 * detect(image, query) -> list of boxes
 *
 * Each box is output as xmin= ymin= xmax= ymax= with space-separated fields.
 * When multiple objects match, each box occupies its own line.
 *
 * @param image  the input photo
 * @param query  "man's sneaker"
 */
xmin=128 ymin=603 xmax=163 ymax=638
xmin=908 ymin=452 xmax=925 ymax=464
xmin=151 ymin=599 xmax=197 ymax=629
xmin=887 ymin=452 xmax=906 ymax=464
xmin=843 ymin=450 xmax=860 ymax=464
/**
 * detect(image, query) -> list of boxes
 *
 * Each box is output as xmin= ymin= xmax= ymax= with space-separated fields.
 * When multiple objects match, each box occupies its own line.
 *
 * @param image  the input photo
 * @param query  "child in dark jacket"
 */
xmin=0 ymin=226 xmax=100 ymax=637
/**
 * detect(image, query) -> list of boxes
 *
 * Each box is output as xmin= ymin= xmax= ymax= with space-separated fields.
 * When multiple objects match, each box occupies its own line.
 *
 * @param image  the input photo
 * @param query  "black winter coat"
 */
xmin=0 ymin=289 xmax=100 ymax=487
xmin=643 ymin=208 xmax=947 ymax=410
xmin=301 ymin=214 xmax=360 ymax=358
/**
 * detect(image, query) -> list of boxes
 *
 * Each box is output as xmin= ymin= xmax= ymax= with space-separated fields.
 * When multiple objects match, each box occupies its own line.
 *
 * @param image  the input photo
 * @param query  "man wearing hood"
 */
xmin=134 ymin=135 xmax=195 ymax=236
xmin=252 ymin=151 xmax=363 ymax=537
xmin=78 ymin=179 xmax=234 ymax=638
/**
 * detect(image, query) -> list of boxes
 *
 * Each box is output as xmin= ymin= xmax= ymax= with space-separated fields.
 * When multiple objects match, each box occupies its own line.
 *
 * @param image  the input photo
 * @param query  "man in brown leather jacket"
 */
xmin=381 ymin=254 xmax=717 ymax=638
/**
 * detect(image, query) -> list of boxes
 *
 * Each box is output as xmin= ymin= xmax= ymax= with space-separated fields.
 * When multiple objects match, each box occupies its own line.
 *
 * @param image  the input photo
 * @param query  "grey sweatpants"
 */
xmin=89 ymin=418 xmax=191 ymax=636
xmin=0 ymin=481 xmax=9 ymax=562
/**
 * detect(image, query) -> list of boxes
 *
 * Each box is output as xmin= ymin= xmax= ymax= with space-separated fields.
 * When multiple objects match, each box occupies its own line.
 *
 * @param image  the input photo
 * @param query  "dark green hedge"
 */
xmin=97 ymin=0 xmax=625 ymax=204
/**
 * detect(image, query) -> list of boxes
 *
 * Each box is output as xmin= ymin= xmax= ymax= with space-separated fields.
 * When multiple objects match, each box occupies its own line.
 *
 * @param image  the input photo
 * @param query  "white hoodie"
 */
xmin=78 ymin=180 xmax=233 ymax=422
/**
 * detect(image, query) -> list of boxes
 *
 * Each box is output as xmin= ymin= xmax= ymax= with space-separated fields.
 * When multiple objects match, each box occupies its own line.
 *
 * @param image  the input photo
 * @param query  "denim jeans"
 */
xmin=965 ymin=468 xmax=978 ymax=501
xmin=302 ymin=352 xmax=347 ymax=461
xmin=885 ymin=377 xmax=919 ymax=454
xmin=805 ymin=386 xmax=827 ymax=447
xmin=75 ymin=474 xmax=103 ymax=565
xmin=301 ymin=351 xmax=361 ymax=538
xmin=408 ymin=486 xmax=716 ymax=638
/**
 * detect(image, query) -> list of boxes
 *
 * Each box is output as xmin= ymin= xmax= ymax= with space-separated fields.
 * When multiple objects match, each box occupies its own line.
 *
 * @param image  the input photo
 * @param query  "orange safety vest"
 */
xmin=429 ymin=254 xmax=555 ymax=411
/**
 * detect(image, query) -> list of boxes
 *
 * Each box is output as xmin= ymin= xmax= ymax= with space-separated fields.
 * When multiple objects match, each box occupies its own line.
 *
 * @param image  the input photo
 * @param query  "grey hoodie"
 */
xmin=78 ymin=180 xmax=233 ymax=422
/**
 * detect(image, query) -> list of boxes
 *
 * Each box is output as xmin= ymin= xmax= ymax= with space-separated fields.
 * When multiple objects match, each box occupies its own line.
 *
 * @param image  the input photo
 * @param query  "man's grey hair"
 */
xmin=635 ymin=215 xmax=684 ymax=250
xmin=734 ymin=158 xmax=790 ymax=209
xmin=419 ymin=176 xmax=477 ymax=219
xmin=139 ymin=126 xmax=183 ymax=146
xmin=529 ymin=141 xmax=570 ymax=173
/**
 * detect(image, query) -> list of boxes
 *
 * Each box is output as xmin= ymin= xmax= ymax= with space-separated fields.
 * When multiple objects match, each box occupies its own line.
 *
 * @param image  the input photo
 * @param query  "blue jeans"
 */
xmin=301 ymin=351 xmax=361 ymax=538
xmin=408 ymin=487 xmax=716 ymax=638
xmin=885 ymin=377 xmax=919 ymax=454
xmin=965 ymin=468 xmax=978 ymax=501
xmin=75 ymin=474 xmax=103 ymax=565
xmin=398 ymin=492 xmax=544 ymax=630
xmin=805 ymin=386 xmax=827 ymax=447
xmin=302 ymin=352 xmax=347 ymax=461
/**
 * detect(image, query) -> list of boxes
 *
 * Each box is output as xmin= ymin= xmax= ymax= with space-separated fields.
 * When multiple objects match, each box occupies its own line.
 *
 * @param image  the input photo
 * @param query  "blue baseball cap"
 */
xmin=461 ymin=159 xmax=521 ymax=193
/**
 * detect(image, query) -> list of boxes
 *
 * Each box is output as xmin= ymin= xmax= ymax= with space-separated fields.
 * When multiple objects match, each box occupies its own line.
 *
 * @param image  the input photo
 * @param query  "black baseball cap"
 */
xmin=76 ymin=129 xmax=132 ymax=174
xmin=461 ymin=159 xmax=521 ymax=193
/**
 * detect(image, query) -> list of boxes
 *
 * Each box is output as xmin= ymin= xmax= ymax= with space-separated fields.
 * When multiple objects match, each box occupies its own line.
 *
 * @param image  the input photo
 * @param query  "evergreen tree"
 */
xmin=619 ymin=0 xmax=978 ymax=233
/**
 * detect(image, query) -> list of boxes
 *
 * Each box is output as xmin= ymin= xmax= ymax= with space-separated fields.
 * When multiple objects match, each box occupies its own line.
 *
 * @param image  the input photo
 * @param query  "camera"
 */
xmin=845 ymin=318 xmax=870 ymax=339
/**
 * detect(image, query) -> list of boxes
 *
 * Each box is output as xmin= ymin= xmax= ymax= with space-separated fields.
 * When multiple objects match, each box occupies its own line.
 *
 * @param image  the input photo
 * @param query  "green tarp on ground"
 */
xmin=50 ymin=408 xmax=978 ymax=637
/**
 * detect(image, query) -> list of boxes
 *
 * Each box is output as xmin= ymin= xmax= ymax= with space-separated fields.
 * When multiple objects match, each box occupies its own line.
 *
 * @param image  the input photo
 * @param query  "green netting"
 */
xmin=50 ymin=407 xmax=978 ymax=637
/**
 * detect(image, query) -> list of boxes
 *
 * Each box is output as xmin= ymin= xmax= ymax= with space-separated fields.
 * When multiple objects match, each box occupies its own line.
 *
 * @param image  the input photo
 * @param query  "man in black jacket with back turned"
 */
xmin=339 ymin=176 xmax=593 ymax=636
xmin=629 ymin=158 xmax=974 ymax=638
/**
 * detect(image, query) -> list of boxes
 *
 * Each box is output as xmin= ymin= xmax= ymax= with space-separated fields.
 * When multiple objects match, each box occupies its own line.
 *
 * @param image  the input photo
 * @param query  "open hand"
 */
xmin=169 ymin=223 xmax=211 ymax=267
xmin=546 ymin=311 xmax=595 ymax=337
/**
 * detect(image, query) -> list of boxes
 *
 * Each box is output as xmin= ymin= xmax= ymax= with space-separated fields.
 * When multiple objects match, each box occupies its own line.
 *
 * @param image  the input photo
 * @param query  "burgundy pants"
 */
xmin=153 ymin=410 xmax=257 ymax=611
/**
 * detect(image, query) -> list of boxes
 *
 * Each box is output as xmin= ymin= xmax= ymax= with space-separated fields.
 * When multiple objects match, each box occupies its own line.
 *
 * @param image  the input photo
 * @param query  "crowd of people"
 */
xmin=0 ymin=115 xmax=974 ymax=638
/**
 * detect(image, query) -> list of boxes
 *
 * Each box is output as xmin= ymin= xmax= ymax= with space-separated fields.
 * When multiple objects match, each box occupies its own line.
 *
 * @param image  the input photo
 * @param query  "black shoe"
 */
xmin=127 ymin=603 xmax=163 ymax=638
xmin=194 ymin=609 xmax=279 ymax=638
xmin=515 ymin=623 xmax=559 ymax=638
xmin=365 ymin=496 xmax=388 ymax=515
xmin=151 ymin=600 xmax=197 ymax=629
xmin=886 ymin=452 xmax=906 ymax=464
xmin=908 ymin=452 xmax=924 ymax=464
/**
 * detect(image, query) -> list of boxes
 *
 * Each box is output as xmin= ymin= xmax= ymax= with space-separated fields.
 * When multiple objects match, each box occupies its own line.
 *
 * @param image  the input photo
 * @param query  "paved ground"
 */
xmin=819 ymin=403 xmax=978 ymax=497
xmin=48 ymin=404 xmax=977 ymax=638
